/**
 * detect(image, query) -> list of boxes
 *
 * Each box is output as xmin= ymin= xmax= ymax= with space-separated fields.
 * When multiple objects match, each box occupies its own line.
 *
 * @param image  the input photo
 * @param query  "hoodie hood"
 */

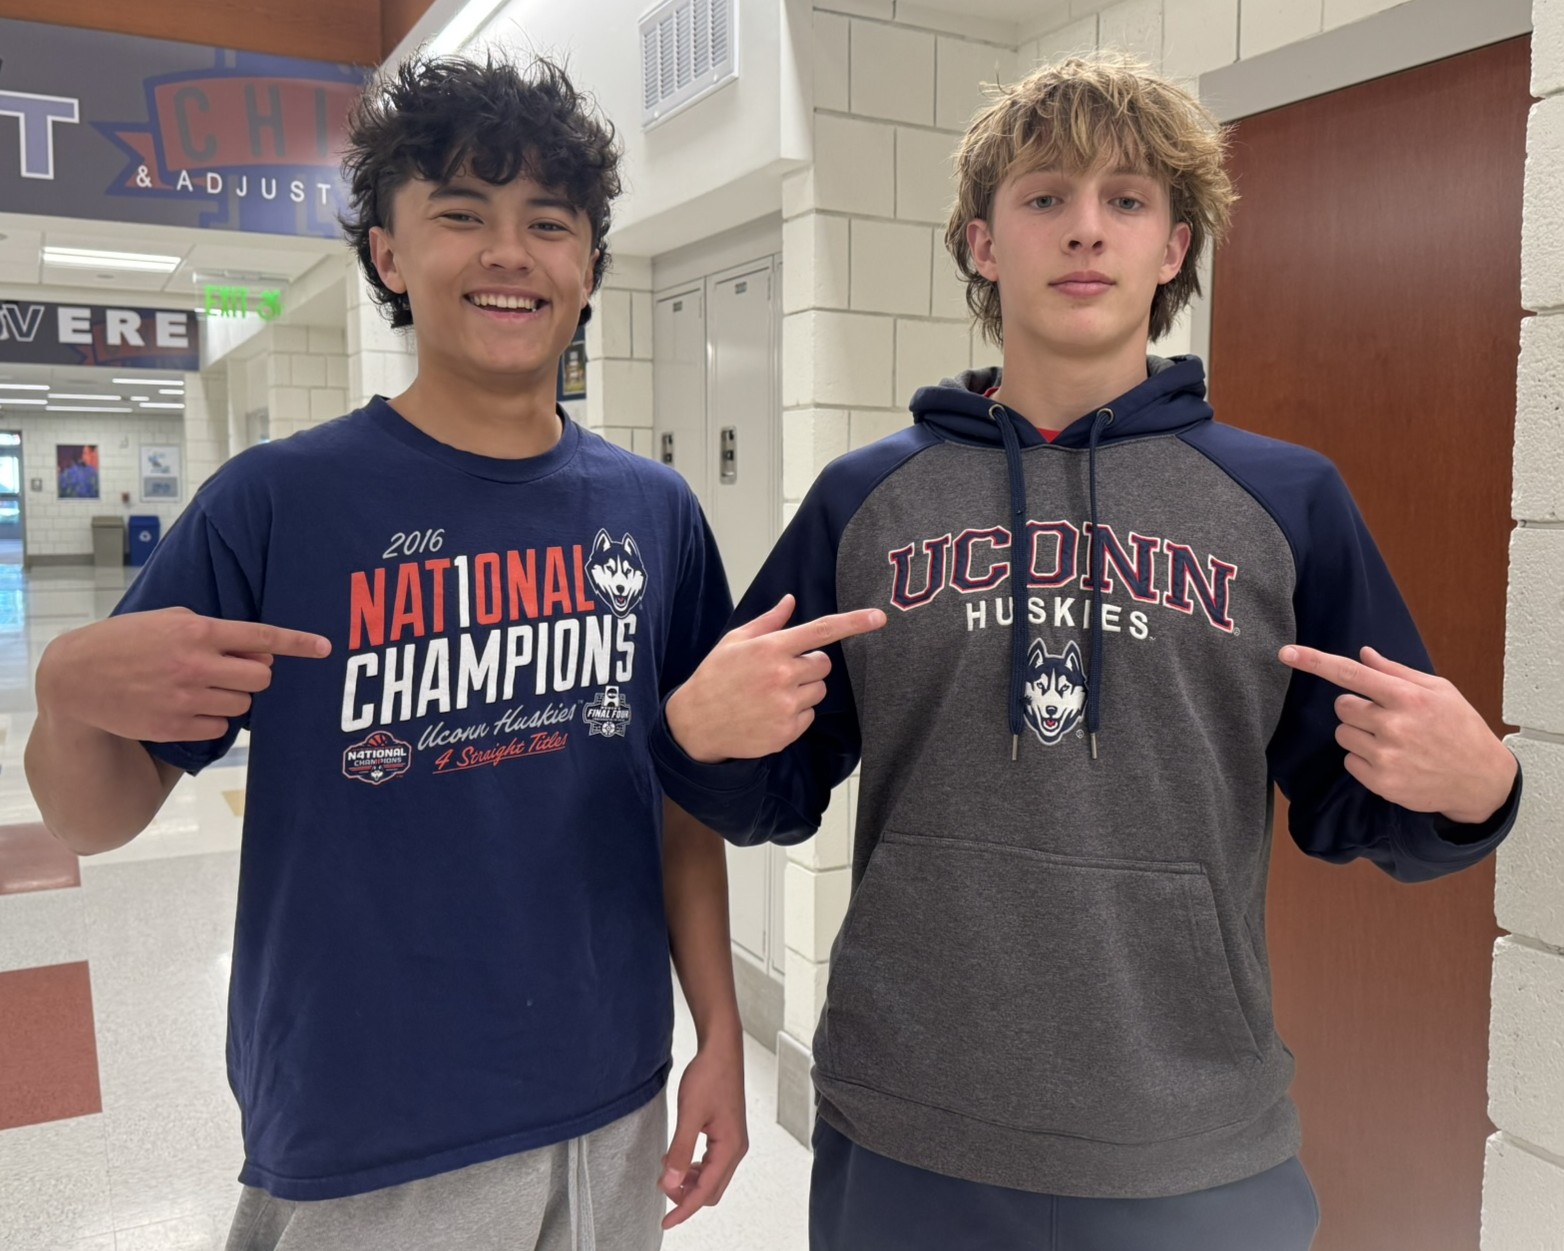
xmin=909 ymin=354 xmax=1213 ymax=448
xmin=907 ymin=355 xmax=1214 ymax=761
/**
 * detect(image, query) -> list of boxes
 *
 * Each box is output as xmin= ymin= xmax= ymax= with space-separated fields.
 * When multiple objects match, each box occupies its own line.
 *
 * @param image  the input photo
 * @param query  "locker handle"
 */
xmin=720 ymin=427 xmax=737 ymax=484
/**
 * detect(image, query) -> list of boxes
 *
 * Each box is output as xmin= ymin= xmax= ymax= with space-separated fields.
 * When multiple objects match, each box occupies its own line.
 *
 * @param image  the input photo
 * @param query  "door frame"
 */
xmin=0 ymin=431 xmax=25 ymax=553
xmin=1185 ymin=0 xmax=1533 ymax=376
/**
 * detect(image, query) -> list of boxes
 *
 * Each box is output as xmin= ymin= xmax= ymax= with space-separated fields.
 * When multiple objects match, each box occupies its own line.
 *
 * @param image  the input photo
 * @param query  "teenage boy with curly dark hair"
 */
xmin=26 ymin=55 xmax=747 ymax=1251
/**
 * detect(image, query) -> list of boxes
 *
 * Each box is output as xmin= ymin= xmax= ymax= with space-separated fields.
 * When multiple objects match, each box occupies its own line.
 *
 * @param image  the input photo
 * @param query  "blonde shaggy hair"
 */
xmin=946 ymin=55 xmax=1237 ymax=345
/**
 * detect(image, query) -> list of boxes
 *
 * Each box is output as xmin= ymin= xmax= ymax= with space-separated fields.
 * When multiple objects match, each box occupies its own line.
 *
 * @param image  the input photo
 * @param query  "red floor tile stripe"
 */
xmin=0 ymin=961 xmax=102 ymax=1130
xmin=0 ymin=823 xmax=81 ymax=895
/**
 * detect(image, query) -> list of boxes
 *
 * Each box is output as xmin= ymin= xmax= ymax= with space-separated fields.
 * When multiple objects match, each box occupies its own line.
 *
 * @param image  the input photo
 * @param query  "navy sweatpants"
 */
xmin=809 ymin=1120 xmax=1320 ymax=1251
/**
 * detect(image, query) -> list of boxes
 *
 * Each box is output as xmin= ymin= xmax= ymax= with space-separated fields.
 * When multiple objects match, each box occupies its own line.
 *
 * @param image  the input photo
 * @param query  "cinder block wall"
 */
xmin=1485 ymin=0 xmax=1564 ymax=1239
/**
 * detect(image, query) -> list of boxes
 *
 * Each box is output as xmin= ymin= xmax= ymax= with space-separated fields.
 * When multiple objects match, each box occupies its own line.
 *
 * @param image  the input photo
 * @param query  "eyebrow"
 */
xmin=426 ymin=183 xmax=580 ymax=214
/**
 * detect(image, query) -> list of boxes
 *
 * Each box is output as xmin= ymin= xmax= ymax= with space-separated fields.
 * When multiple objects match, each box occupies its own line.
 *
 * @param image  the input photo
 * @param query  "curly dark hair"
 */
xmin=340 ymin=54 xmax=623 ymax=330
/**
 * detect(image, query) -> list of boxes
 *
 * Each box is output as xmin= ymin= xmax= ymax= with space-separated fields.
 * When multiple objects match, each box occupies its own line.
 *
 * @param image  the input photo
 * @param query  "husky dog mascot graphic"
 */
xmin=586 ymin=530 xmax=648 ymax=618
xmin=1022 ymin=639 xmax=1088 ymax=746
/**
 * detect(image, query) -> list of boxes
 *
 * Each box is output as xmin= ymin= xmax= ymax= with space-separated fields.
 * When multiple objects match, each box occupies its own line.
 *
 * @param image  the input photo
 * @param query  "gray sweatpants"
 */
xmin=226 ymin=1094 xmax=667 ymax=1251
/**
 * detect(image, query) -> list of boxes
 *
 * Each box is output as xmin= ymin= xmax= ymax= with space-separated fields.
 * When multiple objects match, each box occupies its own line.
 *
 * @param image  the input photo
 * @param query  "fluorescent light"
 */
xmin=113 ymin=377 xmax=185 ymax=386
xmin=0 ymin=399 xmax=47 ymax=406
xmin=0 ymin=383 xmax=48 ymax=391
xmin=47 ymin=404 xmax=132 ymax=413
xmin=426 ymin=0 xmax=510 ymax=56
xmin=50 ymin=392 xmax=122 ymax=401
xmin=158 ymin=388 xmax=184 ymax=395
xmin=135 ymin=402 xmax=185 ymax=409
xmin=42 ymin=246 xmax=181 ymax=273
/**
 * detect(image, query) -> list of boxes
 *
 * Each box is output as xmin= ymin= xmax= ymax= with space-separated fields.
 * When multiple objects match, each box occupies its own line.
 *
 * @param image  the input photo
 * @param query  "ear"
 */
xmin=967 ymin=217 xmax=1001 ymax=284
xmin=583 ymin=247 xmax=600 ymax=309
xmin=1026 ymin=637 xmax=1048 ymax=671
xmin=623 ymin=533 xmax=640 ymax=561
xmin=1063 ymin=639 xmax=1085 ymax=676
xmin=1159 ymin=220 xmax=1193 ymax=286
xmin=368 ymin=225 xmax=408 ymax=296
xmin=593 ymin=528 xmax=612 ymax=554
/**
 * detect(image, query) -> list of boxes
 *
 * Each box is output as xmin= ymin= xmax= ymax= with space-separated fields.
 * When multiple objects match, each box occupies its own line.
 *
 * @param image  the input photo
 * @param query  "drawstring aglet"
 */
xmin=1090 ymin=732 xmax=1099 ymax=761
xmin=1011 ymin=733 xmax=1019 ymax=762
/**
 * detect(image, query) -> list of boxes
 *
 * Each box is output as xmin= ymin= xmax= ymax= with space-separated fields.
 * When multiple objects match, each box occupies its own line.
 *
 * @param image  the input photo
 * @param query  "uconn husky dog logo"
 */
xmin=1023 ymin=639 xmax=1087 ymax=746
xmin=586 ymin=530 xmax=647 ymax=617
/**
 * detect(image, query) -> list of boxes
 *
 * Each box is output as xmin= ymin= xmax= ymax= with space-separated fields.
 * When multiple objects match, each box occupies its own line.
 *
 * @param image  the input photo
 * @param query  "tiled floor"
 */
xmin=0 ymin=563 xmax=812 ymax=1251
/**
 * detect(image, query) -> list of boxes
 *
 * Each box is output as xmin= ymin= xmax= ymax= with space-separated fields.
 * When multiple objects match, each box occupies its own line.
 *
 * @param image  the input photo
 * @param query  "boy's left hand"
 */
xmin=660 ymin=1034 xmax=749 ymax=1229
xmin=1279 ymin=645 xmax=1518 ymax=825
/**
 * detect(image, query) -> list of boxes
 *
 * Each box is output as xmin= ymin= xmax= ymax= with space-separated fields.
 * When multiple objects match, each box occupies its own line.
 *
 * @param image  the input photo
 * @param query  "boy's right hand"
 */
xmin=37 ymin=607 xmax=332 ymax=743
xmin=664 ymin=594 xmax=886 ymax=764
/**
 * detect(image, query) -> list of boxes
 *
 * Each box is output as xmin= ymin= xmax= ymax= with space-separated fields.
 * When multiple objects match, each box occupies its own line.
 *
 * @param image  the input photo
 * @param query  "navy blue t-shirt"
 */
xmin=115 ymin=398 xmax=732 ymax=1199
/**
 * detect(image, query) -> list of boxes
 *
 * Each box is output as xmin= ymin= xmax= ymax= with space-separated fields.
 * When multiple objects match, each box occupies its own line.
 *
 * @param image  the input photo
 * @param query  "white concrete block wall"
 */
xmin=586 ymin=256 xmax=655 ymax=459
xmin=184 ymin=371 xmax=229 ymax=494
xmin=346 ymin=260 xmax=418 ymax=410
xmin=1488 ymin=7 xmax=1564 ymax=1230
xmin=263 ymin=321 xmax=350 ymax=443
xmin=17 ymin=412 xmax=186 ymax=559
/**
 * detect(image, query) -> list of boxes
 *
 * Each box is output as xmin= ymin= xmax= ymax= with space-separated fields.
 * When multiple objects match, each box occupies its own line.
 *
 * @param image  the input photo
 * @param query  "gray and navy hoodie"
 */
xmin=651 ymin=356 xmax=1519 ymax=1200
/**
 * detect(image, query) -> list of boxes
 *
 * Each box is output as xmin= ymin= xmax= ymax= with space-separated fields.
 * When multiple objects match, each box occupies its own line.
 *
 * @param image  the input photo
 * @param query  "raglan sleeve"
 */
xmin=649 ymin=465 xmax=866 ymax=848
xmin=109 ymin=486 xmax=265 ymax=775
xmin=1266 ymin=464 xmax=1520 ymax=884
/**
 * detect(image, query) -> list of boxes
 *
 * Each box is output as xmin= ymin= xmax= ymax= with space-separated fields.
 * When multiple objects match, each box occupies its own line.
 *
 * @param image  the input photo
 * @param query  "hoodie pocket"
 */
xmin=817 ymin=830 xmax=1262 ymax=1145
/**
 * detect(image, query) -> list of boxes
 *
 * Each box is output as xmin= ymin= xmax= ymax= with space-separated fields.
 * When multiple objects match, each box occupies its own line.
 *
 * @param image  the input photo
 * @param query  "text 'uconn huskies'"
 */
xmin=887 ymin=519 xmax=1238 ymax=637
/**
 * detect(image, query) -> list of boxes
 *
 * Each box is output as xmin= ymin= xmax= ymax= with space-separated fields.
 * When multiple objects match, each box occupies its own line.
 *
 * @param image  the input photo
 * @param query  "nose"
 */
xmin=1064 ymin=199 xmax=1107 ymax=254
xmin=481 ymin=222 xmax=537 ymax=272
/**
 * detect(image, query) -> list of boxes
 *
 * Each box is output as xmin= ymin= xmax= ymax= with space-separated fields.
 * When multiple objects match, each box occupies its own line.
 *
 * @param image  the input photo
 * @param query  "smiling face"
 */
xmin=966 ymin=158 xmax=1191 ymax=363
xmin=369 ymin=171 xmax=598 ymax=390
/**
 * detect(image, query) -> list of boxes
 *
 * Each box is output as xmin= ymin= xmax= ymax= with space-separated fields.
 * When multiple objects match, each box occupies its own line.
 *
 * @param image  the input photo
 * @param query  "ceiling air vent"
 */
xmin=640 ymin=0 xmax=738 ymax=130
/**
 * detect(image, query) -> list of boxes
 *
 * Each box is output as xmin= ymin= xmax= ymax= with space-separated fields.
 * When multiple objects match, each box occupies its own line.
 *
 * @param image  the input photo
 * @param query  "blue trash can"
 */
xmin=128 ymin=515 xmax=161 ymax=566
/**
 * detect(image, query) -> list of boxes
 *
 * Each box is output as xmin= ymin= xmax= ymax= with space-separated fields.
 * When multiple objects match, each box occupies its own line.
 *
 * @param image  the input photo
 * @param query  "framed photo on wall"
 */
xmin=558 ymin=325 xmax=587 ymax=401
xmin=140 ymin=444 xmax=181 ymax=502
xmin=56 ymin=445 xmax=100 ymax=499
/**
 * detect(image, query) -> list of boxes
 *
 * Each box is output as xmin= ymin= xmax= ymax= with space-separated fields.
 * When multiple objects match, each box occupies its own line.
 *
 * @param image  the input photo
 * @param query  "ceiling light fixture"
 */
xmin=41 ymin=246 xmax=182 ymax=273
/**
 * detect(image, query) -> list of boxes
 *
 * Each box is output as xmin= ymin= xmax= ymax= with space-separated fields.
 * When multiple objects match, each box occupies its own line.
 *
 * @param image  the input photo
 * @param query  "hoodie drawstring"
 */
xmin=1085 ymin=407 xmax=1114 ymax=760
xmin=992 ymin=401 xmax=1114 ymax=763
xmin=991 ymin=403 xmax=1030 ymax=762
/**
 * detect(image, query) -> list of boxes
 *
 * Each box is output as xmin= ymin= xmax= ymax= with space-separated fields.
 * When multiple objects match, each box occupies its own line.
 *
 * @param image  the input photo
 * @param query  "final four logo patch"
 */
xmin=584 ymin=686 xmax=633 ymax=738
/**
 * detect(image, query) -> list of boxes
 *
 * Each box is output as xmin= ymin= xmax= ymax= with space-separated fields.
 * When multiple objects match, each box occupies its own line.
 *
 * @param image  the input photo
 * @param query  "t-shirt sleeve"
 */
xmin=112 ymin=496 xmax=263 ymax=775
xmin=659 ymin=491 xmax=733 ymax=698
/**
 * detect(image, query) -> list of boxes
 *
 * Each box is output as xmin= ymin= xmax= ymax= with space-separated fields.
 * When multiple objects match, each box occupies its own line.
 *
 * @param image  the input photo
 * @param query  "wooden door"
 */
xmin=1209 ymin=36 xmax=1528 ymax=1251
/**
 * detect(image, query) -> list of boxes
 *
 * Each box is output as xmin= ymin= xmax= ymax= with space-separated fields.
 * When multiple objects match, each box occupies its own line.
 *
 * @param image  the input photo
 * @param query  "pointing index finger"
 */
xmin=216 ymin=619 xmax=332 ymax=660
xmin=775 ymin=608 xmax=887 ymax=654
xmin=1279 ymin=644 xmax=1403 ymax=706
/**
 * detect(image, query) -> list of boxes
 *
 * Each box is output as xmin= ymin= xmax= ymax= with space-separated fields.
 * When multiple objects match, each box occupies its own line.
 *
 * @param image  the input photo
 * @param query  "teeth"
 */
xmin=471 ymin=294 xmax=541 ymax=311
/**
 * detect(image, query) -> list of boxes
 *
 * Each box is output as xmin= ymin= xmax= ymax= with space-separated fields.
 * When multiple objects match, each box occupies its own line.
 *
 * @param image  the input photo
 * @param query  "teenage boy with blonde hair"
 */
xmin=650 ymin=56 xmax=1520 ymax=1250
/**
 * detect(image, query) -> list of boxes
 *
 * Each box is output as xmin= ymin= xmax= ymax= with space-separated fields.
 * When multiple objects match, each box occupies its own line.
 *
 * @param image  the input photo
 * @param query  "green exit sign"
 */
xmin=204 ymin=286 xmax=283 ymax=320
